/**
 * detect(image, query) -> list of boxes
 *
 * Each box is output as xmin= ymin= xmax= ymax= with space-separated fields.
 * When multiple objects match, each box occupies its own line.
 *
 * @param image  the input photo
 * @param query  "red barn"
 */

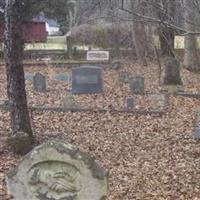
xmin=0 ymin=21 xmax=48 ymax=42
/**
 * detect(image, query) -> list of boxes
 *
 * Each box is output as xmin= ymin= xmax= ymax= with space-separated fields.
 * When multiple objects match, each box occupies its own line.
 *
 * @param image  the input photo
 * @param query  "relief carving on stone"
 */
xmin=28 ymin=161 xmax=81 ymax=200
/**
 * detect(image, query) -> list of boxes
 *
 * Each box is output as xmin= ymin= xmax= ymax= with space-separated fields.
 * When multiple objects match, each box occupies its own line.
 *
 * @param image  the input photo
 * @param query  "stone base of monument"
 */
xmin=63 ymin=94 xmax=76 ymax=109
xmin=161 ymin=85 xmax=184 ymax=94
xmin=6 ymin=140 xmax=108 ymax=200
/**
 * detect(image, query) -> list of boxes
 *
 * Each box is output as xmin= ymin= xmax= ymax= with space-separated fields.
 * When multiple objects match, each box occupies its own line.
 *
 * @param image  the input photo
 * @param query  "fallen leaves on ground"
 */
xmin=1 ymin=60 xmax=200 ymax=200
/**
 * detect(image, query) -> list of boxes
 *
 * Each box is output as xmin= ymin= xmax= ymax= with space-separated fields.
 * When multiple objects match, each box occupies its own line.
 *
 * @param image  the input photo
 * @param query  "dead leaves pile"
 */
xmin=1 ymin=61 xmax=200 ymax=199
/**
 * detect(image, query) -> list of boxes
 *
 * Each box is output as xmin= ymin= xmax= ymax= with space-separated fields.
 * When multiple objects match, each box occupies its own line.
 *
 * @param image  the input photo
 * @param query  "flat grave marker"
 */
xmin=72 ymin=66 xmax=103 ymax=94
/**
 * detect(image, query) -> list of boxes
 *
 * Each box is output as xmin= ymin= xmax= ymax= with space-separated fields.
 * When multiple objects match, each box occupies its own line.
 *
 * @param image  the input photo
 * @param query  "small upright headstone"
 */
xmin=119 ymin=72 xmax=130 ymax=84
xmin=194 ymin=111 xmax=200 ymax=139
xmin=129 ymin=76 xmax=144 ymax=94
xmin=72 ymin=66 xmax=103 ymax=94
xmin=63 ymin=94 xmax=76 ymax=108
xmin=126 ymin=97 xmax=134 ymax=110
xmin=6 ymin=140 xmax=108 ymax=200
xmin=33 ymin=73 xmax=46 ymax=92
xmin=163 ymin=57 xmax=182 ymax=85
xmin=111 ymin=60 xmax=122 ymax=70
xmin=25 ymin=73 xmax=34 ymax=81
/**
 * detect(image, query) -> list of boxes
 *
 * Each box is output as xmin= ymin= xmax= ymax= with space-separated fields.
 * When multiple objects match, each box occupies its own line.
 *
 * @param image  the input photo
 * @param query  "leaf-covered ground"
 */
xmin=1 ymin=61 xmax=200 ymax=200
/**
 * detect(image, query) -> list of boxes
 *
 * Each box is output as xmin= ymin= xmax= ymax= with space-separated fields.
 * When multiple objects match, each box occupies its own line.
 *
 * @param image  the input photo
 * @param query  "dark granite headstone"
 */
xmin=129 ymin=76 xmax=144 ymax=94
xmin=72 ymin=66 xmax=102 ymax=94
xmin=163 ymin=57 xmax=182 ymax=85
xmin=33 ymin=73 xmax=46 ymax=92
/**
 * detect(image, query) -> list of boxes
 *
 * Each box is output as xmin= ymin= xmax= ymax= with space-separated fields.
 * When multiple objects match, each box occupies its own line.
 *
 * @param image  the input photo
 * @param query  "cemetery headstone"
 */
xmin=119 ymin=72 xmax=130 ymax=84
xmin=6 ymin=140 xmax=108 ymax=200
xmin=25 ymin=73 xmax=34 ymax=81
xmin=126 ymin=97 xmax=134 ymax=110
xmin=63 ymin=94 xmax=76 ymax=108
xmin=111 ymin=60 xmax=122 ymax=70
xmin=194 ymin=111 xmax=200 ymax=139
xmin=151 ymin=94 xmax=166 ymax=108
xmin=163 ymin=57 xmax=182 ymax=85
xmin=72 ymin=66 xmax=103 ymax=94
xmin=87 ymin=51 xmax=109 ymax=61
xmin=129 ymin=76 xmax=145 ymax=94
xmin=55 ymin=73 xmax=72 ymax=82
xmin=33 ymin=73 xmax=46 ymax=92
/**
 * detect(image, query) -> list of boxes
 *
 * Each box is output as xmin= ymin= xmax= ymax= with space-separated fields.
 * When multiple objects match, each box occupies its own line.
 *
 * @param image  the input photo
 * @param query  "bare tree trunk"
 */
xmin=159 ymin=28 xmax=175 ymax=57
xmin=184 ymin=0 xmax=200 ymax=71
xmin=4 ymin=0 xmax=33 ymax=153
xmin=131 ymin=0 xmax=148 ymax=65
xmin=66 ymin=33 xmax=73 ymax=59
xmin=156 ymin=0 xmax=176 ymax=57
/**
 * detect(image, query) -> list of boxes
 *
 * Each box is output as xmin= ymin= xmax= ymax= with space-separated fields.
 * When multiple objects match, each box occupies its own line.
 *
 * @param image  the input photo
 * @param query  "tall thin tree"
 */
xmin=4 ymin=0 xmax=33 ymax=153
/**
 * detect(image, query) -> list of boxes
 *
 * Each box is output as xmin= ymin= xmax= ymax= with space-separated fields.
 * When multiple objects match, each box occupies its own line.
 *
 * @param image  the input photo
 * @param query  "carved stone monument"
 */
xmin=6 ymin=140 xmax=108 ymax=200
xmin=33 ymin=73 xmax=46 ymax=92
xmin=129 ymin=76 xmax=144 ymax=94
xmin=72 ymin=66 xmax=103 ymax=94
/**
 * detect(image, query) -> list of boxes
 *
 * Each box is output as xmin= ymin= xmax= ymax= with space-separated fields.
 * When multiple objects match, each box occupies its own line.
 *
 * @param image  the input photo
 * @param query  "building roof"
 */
xmin=33 ymin=13 xmax=59 ymax=27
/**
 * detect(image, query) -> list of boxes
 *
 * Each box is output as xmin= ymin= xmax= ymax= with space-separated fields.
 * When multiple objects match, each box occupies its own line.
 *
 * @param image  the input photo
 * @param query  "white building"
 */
xmin=45 ymin=19 xmax=60 ymax=36
xmin=34 ymin=13 xmax=61 ymax=36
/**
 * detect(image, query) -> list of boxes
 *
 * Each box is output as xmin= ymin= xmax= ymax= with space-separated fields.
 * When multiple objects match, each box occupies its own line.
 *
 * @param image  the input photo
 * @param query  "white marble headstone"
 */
xmin=87 ymin=51 xmax=109 ymax=61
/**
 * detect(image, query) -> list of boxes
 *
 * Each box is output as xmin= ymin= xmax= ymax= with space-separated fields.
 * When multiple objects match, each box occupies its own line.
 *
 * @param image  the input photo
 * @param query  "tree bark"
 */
xmin=157 ymin=0 xmax=176 ymax=57
xmin=66 ymin=33 xmax=73 ymax=59
xmin=131 ymin=0 xmax=148 ymax=65
xmin=184 ymin=0 xmax=200 ymax=71
xmin=4 ymin=0 xmax=33 ymax=140
xmin=159 ymin=28 xmax=175 ymax=57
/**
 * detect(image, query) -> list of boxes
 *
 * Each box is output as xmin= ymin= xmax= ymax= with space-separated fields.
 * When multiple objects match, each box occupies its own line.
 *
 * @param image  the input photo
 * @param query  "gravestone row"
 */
xmin=30 ymin=71 xmax=145 ymax=95
xmin=26 ymin=66 xmax=104 ymax=95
